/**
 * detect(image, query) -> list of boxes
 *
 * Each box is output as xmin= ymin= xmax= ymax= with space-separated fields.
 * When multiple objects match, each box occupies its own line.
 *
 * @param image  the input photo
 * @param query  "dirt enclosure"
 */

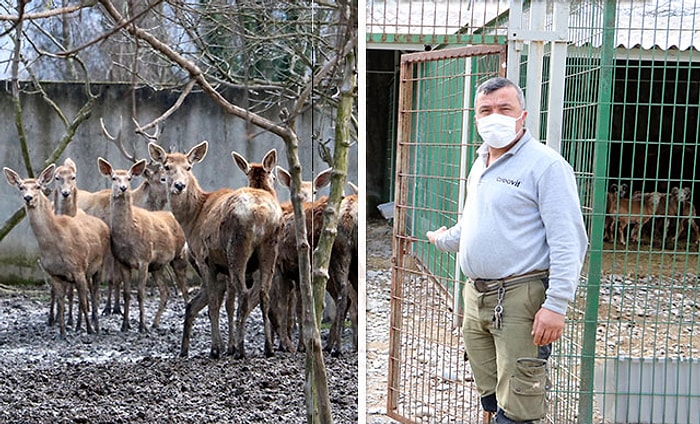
xmin=0 ymin=281 xmax=358 ymax=423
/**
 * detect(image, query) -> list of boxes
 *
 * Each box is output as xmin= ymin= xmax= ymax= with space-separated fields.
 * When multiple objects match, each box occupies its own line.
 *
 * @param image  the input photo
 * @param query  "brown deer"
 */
xmin=274 ymin=167 xmax=358 ymax=355
xmin=325 ymin=192 xmax=359 ymax=355
xmin=268 ymin=167 xmax=332 ymax=352
xmin=149 ymin=141 xmax=282 ymax=358
xmin=4 ymin=164 xmax=110 ymax=338
xmin=657 ymin=187 xmax=700 ymax=244
xmin=53 ymin=157 xmax=177 ymax=316
xmin=97 ymin=157 xmax=189 ymax=332
xmin=604 ymin=183 xmax=628 ymax=242
xmin=614 ymin=191 xmax=663 ymax=245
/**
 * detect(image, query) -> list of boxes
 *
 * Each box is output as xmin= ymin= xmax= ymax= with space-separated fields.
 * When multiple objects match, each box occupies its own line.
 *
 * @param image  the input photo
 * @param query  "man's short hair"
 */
xmin=475 ymin=77 xmax=525 ymax=109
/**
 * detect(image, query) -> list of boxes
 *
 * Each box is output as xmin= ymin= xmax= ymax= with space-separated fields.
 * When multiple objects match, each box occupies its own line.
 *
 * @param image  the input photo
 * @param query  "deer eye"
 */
xmin=164 ymin=165 xmax=171 ymax=171
xmin=186 ymin=166 xmax=192 ymax=172
xmin=71 ymin=176 xmax=76 ymax=181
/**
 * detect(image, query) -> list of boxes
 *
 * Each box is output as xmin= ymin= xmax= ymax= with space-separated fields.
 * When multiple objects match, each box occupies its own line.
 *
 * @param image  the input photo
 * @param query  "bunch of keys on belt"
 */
xmin=492 ymin=285 xmax=505 ymax=329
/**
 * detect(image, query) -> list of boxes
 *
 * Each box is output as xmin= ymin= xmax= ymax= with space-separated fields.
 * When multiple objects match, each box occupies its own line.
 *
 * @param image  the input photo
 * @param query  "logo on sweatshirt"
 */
xmin=496 ymin=176 xmax=521 ymax=188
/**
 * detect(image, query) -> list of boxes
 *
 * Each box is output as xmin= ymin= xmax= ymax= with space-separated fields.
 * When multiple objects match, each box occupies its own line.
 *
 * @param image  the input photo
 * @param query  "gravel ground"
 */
xmin=365 ymin=219 xmax=396 ymax=424
xmin=0 ymin=276 xmax=358 ymax=423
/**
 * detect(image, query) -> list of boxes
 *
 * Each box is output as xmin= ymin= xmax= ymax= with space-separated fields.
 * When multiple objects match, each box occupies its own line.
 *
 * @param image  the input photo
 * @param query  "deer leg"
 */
xmin=271 ymin=272 xmax=296 ymax=353
xmin=51 ymin=277 xmax=67 ymax=339
xmin=120 ymin=266 xmax=132 ymax=332
xmin=224 ymin=274 xmax=239 ymax=357
xmin=691 ymin=219 xmax=700 ymax=244
xmin=48 ymin=284 xmax=56 ymax=327
xmin=136 ymin=265 xmax=149 ymax=333
xmin=111 ymin=261 xmax=123 ymax=315
xmin=180 ymin=284 xmax=208 ymax=358
xmin=295 ymin=284 xmax=306 ymax=353
xmin=230 ymin=268 xmax=258 ymax=359
xmin=67 ymin=284 xmax=76 ymax=329
xmin=89 ymin=271 xmax=101 ymax=334
xmin=348 ymin=282 xmax=358 ymax=353
xmin=207 ymin=274 xmax=227 ymax=359
xmin=171 ymin=256 xmax=190 ymax=304
xmin=75 ymin=275 xmax=93 ymax=335
xmin=326 ymin=255 xmax=351 ymax=356
xmin=233 ymin=283 xmax=252 ymax=359
xmin=258 ymin=250 xmax=278 ymax=358
xmin=347 ymin=256 xmax=359 ymax=353
xmin=102 ymin=278 xmax=113 ymax=316
xmin=151 ymin=269 xmax=168 ymax=330
xmin=618 ymin=220 xmax=628 ymax=246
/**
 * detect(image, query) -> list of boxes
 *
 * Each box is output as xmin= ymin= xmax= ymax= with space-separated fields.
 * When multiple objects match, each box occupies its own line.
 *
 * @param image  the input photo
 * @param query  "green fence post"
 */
xmin=578 ymin=1 xmax=618 ymax=423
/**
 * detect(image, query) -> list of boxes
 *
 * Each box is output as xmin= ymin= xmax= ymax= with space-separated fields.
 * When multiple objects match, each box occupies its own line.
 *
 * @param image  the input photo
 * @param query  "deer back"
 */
xmin=216 ymin=148 xmax=283 ymax=255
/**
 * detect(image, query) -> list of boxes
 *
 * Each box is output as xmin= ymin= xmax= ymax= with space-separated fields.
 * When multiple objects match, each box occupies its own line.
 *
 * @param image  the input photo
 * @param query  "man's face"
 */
xmin=475 ymin=86 xmax=527 ymax=131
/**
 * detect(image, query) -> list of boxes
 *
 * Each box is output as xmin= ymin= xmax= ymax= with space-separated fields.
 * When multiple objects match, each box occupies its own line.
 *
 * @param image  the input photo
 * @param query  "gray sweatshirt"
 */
xmin=433 ymin=130 xmax=588 ymax=315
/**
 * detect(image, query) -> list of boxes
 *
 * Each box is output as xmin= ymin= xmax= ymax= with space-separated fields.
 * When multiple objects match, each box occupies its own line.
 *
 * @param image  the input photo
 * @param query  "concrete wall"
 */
xmin=0 ymin=82 xmax=357 ymax=282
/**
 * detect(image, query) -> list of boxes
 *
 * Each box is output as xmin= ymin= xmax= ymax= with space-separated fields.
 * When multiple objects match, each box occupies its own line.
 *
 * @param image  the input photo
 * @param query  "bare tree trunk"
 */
xmin=0 ymin=15 xmax=97 ymax=243
xmin=306 ymin=33 xmax=357 ymax=424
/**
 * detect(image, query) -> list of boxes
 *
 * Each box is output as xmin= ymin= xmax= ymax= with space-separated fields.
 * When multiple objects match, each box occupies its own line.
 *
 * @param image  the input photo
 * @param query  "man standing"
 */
xmin=427 ymin=77 xmax=588 ymax=424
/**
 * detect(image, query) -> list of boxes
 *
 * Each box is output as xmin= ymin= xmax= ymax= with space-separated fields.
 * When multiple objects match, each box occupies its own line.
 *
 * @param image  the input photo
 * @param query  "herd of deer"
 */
xmin=3 ymin=141 xmax=358 ymax=359
xmin=605 ymin=183 xmax=700 ymax=246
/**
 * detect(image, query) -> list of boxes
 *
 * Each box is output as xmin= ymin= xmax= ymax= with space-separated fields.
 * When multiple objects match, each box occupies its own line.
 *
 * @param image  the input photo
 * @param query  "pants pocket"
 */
xmin=504 ymin=357 xmax=548 ymax=421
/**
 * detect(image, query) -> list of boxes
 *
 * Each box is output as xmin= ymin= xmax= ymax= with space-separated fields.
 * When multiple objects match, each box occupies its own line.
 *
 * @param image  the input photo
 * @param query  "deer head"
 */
xmin=149 ymin=141 xmax=208 ymax=195
xmin=275 ymin=166 xmax=332 ymax=202
xmin=53 ymin=158 xmax=78 ymax=199
xmin=97 ymin=157 xmax=148 ymax=198
xmin=232 ymin=148 xmax=278 ymax=194
xmin=4 ymin=164 xmax=55 ymax=209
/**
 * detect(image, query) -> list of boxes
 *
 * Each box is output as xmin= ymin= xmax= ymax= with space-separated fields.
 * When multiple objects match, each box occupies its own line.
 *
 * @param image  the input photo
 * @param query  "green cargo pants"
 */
xmin=462 ymin=277 xmax=549 ymax=422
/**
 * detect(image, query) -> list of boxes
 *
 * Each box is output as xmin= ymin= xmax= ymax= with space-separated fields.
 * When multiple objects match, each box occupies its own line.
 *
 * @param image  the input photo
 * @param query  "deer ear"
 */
xmin=188 ymin=141 xmax=208 ymax=164
xmin=276 ymin=166 xmax=291 ymax=188
xmin=38 ymin=164 xmax=55 ymax=187
xmin=64 ymin=158 xmax=77 ymax=173
xmin=314 ymin=168 xmax=333 ymax=191
xmin=148 ymin=143 xmax=167 ymax=164
xmin=130 ymin=159 xmax=148 ymax=177
xmin=3 ymin=167 xmax=21 ymax=187
xmin=262 ymin=149 xmax=277 ymax=172
xmin=232 ymin=151 xmax=250 ymax=175
xmin=97 ymin=157 xmax=112 ymax=177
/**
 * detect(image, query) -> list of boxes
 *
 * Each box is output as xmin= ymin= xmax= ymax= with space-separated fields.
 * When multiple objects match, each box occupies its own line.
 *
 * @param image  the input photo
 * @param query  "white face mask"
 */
xmin=476 ymin=112 xmax=524 ymax=148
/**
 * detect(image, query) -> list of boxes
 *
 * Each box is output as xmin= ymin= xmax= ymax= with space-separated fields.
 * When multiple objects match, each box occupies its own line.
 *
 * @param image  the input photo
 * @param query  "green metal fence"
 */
xmin=378 ymin=1 xmax=700 ymax=423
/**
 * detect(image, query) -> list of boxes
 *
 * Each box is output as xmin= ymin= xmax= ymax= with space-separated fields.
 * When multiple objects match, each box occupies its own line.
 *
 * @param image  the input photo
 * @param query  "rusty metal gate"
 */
xmin=388 ymin=45 xmax=507 ymax=423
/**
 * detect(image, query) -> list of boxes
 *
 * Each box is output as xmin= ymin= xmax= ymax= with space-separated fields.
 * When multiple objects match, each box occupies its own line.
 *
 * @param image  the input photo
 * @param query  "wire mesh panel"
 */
xmin=367 ymin=0 xmax=510 ymax=46
xmin=563 ymin=1 xmax=700 ymax=423
xmin=388 ymin=45 xmax=506 ymax=424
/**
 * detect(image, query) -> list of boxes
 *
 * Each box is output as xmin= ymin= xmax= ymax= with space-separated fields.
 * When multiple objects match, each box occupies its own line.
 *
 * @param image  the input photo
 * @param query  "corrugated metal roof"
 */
xmin=367 ymin=0 xmax=700 ymax=51
xmin=569 ymin=0 xmax=700 ymax=51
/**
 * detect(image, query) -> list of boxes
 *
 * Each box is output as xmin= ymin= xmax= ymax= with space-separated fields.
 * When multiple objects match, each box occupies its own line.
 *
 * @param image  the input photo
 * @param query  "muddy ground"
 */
xmin=0 ymin=275 xmax=358 ymax=423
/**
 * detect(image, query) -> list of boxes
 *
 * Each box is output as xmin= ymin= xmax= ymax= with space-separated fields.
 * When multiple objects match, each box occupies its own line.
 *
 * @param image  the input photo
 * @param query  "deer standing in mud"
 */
xmin=97 ymin=158 xmax=189 ymax=332
xmin=268 ymin=167 xmax=332 ymax=353
xmin=149 ymin=141 xmax=282 ymax=358
xmin=52 ymin=156 xmax=177 ymax=316
xmin=274 ymin=167 xmax=358 ymax=355
xmin=4 ymin=165 xmax=110 ymax=338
